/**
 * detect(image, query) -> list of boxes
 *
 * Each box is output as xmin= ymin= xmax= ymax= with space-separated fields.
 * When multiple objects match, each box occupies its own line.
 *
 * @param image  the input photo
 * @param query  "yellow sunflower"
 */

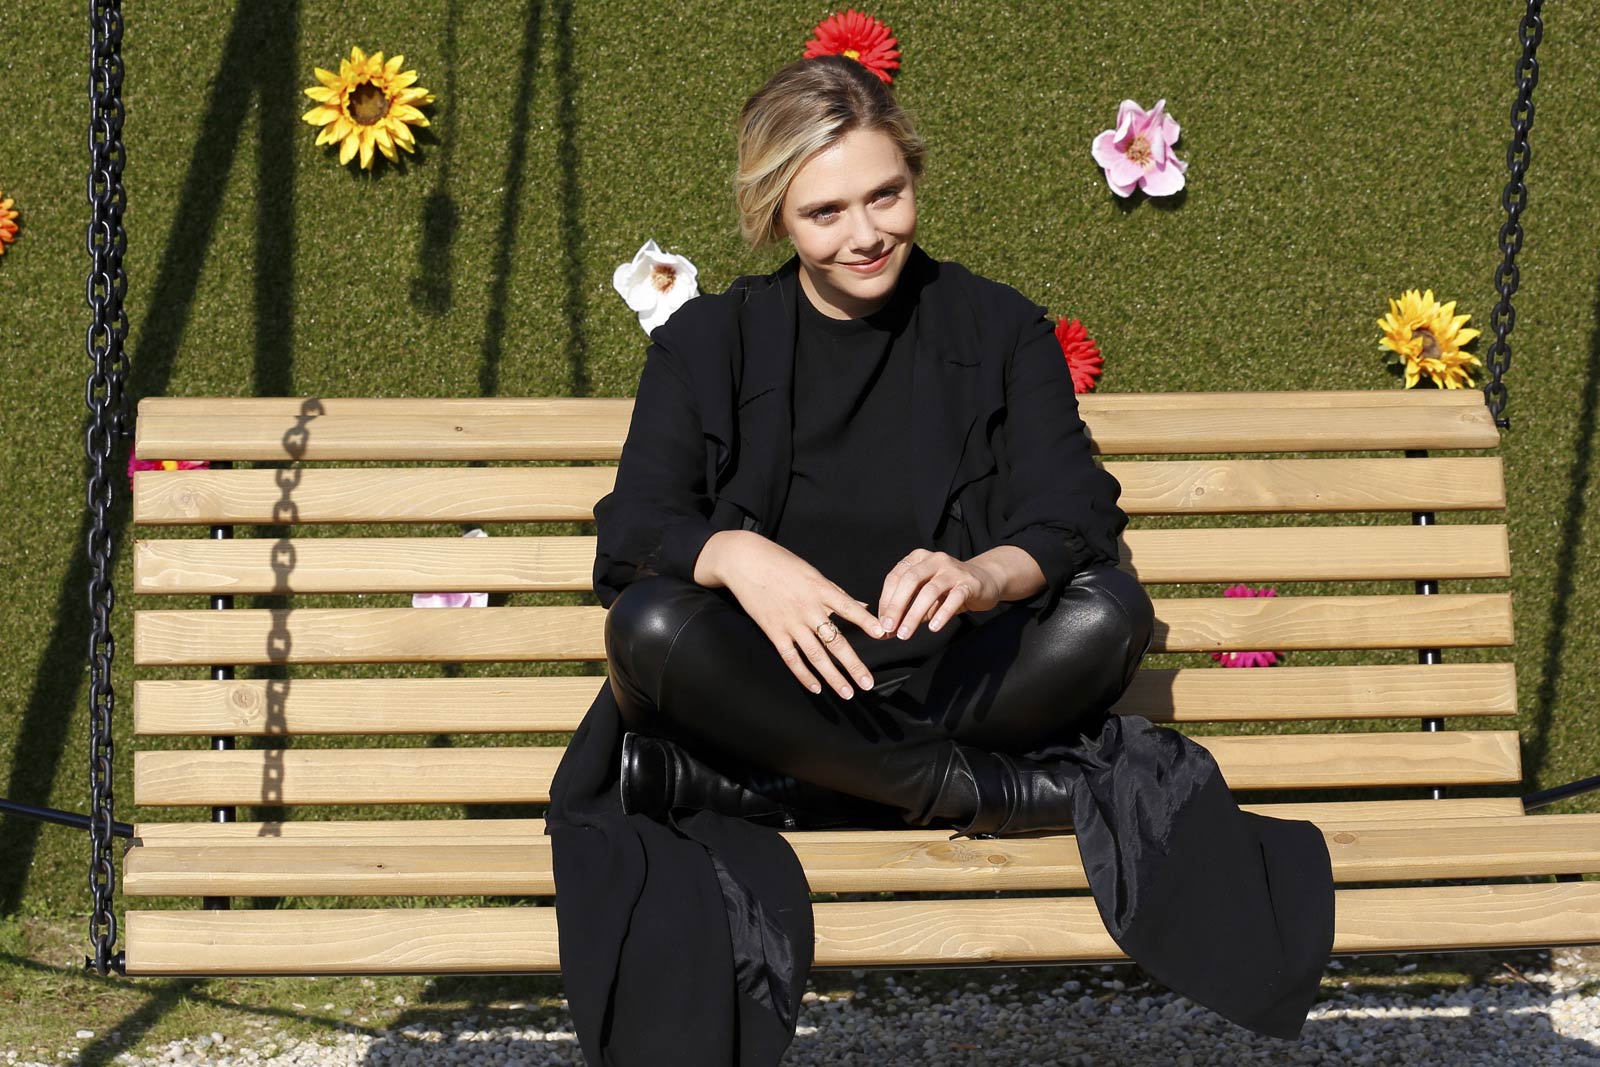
xmin=1376 ymin=288 xmax=1482 ymax=389
xmin=0 ymin=194 xmax=18 ymax=255
xmin=302 ymin=47 xmax=435 ymax=169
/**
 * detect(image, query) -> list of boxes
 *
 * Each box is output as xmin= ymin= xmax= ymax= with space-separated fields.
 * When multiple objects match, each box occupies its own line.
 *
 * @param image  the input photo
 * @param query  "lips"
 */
xmin=840 ymin=248 xmax=892 ymax=272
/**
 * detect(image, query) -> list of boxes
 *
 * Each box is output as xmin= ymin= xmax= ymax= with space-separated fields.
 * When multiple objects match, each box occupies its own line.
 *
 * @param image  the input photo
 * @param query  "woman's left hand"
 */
xmin=876 ymin=549 xmax=1005 ymax=640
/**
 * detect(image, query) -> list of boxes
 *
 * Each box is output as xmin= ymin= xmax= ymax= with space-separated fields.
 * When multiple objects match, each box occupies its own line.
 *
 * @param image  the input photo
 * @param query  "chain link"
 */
xmin=1485 ymin=1 xmax=1544 ymax=431
xmin=86 ymin=0 xmax=129 ymax=978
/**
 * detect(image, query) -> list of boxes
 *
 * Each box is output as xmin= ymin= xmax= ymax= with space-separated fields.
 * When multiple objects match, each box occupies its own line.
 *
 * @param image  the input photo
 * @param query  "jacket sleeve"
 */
xmin=994 ymin=301 xmax=1129 ymax=605
xmin=592 ymin=337 xmax=719 ymax=609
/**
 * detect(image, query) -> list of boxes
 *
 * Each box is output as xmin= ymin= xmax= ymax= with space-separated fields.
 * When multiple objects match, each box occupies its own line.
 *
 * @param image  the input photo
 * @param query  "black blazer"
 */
xmin=592 ymin=243 xmax=1128 ymax=609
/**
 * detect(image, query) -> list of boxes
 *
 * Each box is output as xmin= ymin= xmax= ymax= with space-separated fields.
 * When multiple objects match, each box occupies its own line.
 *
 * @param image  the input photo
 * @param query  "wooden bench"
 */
xmin=120 ymin=389 xmax=1600 ymax=976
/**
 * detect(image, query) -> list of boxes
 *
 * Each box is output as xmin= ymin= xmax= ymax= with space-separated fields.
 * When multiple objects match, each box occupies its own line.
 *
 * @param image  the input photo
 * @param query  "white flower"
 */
xmin=412 ymin=528 xmax=489 ymax=608
xmin=612 ymin=238 xmax=699 ymax=335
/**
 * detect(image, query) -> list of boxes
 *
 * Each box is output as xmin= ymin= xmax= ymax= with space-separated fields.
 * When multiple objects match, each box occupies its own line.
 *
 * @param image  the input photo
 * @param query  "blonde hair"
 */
xmin=734 ymin=55 xmax=926 ymax=250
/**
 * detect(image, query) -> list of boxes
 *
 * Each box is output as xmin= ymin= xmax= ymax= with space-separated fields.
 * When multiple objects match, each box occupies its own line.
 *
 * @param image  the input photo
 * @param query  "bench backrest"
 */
xmin=128 ymin=390 xmax=1520 ymax=832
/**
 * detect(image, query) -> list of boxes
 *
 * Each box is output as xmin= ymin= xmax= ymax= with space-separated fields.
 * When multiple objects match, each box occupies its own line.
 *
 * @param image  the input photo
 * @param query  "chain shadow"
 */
xmin=0 ymin=0 xmax=300 ymax=916
xmin=409 ymin=0 xmax=462 ymax=315
xmin=478 ymin=0 xmax=545 ymax=399
xmin=1522 ymin=268 xmax=1600 ymax=787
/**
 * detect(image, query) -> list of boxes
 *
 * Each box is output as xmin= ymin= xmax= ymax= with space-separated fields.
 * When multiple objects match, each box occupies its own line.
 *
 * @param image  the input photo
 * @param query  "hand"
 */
xmin=696 ymin=530 xmax=889 ymax=698
xmin=877 ymin=549 xmax=1005 ymax=641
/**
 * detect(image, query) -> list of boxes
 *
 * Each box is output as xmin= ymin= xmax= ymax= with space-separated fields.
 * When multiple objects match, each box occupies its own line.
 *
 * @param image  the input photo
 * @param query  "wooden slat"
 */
xmin=1116 ymin=663 xmax=1518 ymax=723
xmin=132 ymin=594 xmax=1514 ymax=666
xmin=1107 ymin=457 xmax=1505 ymax=514
xmin=125 ymin=800 xmax=1527 ymax=849
xmin=120 ymin=882 xmax=1600 ymax=974
xmin=134 ymin=399 xmax=635 ymax=462
xmin=134 ymin=392 xmax=1500 ymax=461
xmin=133 ymin=663 xmax=1515 ymax=737
xmin=1155 ymin=593 xmax=1514 ymax=654
xmin=131 ymin=524 xmax=1510 ymax=595
xmin=122 ymin=814 xmax=1600 ymax=897
xmin=131 ymin=457 xmax=1505 ymax=526
xmin=133 ymin=606 xmax=608 ymax=666
xmin=133 ymin=677 xmax=606 ymax=736
xmin=127 ymin=797 xmax=1531 ymax=845
xmin=133 ymin=466 xmax=616 ymax=526
xmin=138 ymin=390 xmax=1492 ymax=418
xmin=131 ymin=731 xmax=1521 ymax=807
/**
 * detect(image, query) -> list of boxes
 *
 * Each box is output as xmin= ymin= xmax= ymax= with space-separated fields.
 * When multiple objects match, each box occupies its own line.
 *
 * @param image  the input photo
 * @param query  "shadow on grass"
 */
xmin=410 ymin=0 xmax=462 ymax=315
xmin=478 ymin=0 xmax=547 ymax=399
xmin=0 ymin=0 xmax=300 ymax=917
xmin=1523 ymin=269 xmax=1600 ymax=787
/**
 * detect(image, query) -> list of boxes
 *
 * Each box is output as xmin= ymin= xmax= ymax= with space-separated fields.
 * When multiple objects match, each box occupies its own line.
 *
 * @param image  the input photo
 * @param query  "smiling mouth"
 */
xmin=844 ymin=249 xmax=891 ymax=267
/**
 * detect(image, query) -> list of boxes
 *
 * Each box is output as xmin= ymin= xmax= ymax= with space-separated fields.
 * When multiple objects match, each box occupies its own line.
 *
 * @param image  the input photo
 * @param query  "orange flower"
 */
xmin=1055 ymin=317 xmax=1103 ymax=393
xmin=803 ymin=9 xmax=900 ymax=83
xmin=0 ymin=194 xmax=19 ymax=255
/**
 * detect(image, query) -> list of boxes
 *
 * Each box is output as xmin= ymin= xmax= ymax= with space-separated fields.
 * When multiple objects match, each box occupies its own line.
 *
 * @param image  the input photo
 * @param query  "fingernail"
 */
xmin=838 ymin=685 xmax=853 ymax=699
xmin=898 ymin=627 xmax=910 ymax=640
xmin=809 ymin=683 xmax=822 ymax=694
xmin=880 ymin=616 xmax=893 ymax=629
xmin=858 ymin=675 xmax=873 ymax=688
xmin=930 ymin=620 xmax=941 ymax=632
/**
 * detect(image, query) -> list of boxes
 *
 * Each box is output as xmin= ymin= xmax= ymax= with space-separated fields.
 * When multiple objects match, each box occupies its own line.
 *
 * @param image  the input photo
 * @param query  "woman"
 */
xmin=548 ymin=55 xmax=1334 ymax=1067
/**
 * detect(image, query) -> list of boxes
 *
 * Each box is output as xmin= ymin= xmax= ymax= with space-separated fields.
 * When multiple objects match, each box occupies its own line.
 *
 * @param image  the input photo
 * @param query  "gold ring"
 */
xmin=815 ymin=619 xmax=840 ymax=644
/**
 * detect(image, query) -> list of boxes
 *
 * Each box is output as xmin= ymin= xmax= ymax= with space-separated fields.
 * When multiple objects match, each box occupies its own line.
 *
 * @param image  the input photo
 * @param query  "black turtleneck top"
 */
xmin=771 ymin=279 xmax=963 ymax=673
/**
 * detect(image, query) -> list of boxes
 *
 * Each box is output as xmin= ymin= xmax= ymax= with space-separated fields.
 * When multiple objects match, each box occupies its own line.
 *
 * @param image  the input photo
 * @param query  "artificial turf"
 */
xmin=1 ymin=0 xmax=1598 ymax=922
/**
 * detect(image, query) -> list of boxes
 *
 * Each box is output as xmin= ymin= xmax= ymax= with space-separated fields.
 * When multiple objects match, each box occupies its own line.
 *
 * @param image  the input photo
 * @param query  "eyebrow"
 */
xmin=793 ymin=178 xmax=906 ymax=216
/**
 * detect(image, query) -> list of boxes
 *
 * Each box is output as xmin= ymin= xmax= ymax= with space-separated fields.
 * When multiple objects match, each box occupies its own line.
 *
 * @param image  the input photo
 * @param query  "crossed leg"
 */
xmin=603 ymin=562 xmax=1155 ymax=827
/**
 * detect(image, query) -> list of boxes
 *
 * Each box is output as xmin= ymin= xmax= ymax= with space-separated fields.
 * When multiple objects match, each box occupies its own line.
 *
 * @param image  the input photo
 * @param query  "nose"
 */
xmin=848 ymin=208 xmax=881 ymax=257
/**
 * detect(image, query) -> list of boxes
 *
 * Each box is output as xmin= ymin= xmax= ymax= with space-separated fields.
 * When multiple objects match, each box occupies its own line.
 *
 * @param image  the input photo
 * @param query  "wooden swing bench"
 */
xmin=120 ymin=388 xmax=1600 ymax=977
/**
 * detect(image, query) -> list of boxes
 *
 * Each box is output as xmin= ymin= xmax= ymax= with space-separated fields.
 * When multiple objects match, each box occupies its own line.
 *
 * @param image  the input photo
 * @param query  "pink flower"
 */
xmin=1210 ymin=583 xmax=1284 ymax=668
xmin=412 ymin=528 xmax=490 ymax=608
xmin=1091 ymin=98 xmax=1188 ymax=198
xmin=128 ymin=453 xmax=210 ymax=488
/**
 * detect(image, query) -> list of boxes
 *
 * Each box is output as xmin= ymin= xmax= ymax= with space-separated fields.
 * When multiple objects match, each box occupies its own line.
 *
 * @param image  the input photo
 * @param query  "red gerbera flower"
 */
xmin=1055 ymin=316 xmax=1103 ymax=394
xmin=804 ymin=9 xmax=900 ymax=84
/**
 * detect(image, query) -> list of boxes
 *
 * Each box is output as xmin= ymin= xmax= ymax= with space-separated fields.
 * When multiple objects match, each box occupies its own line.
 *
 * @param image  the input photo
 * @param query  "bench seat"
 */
xmin=120 ymin=389 xmax=1600 ymax=977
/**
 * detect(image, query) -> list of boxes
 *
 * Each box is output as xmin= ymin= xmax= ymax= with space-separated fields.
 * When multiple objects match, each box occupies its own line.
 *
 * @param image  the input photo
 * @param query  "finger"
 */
xmin=897 ymin=575 xmax=952 ymax=641
xmin=880 ymin=553 xmax=934 ymax=633
xmin=927 ymin=582 xmax=971 ymax=633
xmin=776 ymin=640 xmax=824 ymax=694
xmin=823 ymin=625 xmax=875 ymax=690
xmin=876 ymin=551 xmax=928 ymax=631
xmin=796 ymin=632 xmax=856 ymax=699
xmin=834 ymin=595 xmax=887 ymax=642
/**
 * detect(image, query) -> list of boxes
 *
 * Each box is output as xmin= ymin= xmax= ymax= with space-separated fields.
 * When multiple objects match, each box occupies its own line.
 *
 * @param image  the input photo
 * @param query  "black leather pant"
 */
xmin=604 ymin=562 xmax=1156 ymax=828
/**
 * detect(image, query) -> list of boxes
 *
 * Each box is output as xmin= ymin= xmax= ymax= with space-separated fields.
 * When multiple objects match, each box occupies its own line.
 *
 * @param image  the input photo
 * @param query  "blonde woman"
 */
xmin=548 ymin=55 xmax=1333 ymax=1067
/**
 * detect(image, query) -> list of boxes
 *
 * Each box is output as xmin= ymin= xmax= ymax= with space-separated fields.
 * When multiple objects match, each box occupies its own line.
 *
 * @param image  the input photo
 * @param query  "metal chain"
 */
xmin=1485 ymin=0 xmax=1544 ymax=430
xmin=86 ymin=0 xmax=129 ymax=977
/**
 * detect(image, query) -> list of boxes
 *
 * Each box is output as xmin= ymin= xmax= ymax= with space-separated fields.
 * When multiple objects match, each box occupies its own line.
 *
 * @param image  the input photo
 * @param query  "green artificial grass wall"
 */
xmin=1 ymin=0 xmax=1598 ymax=921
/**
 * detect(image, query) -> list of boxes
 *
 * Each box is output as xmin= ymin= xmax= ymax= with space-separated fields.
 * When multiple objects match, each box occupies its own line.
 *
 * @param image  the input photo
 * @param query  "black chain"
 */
xmin=1485 ymin=0 xmax=1543 ymax=431
xmin=86 ymin=0 xmax=129 ymax=977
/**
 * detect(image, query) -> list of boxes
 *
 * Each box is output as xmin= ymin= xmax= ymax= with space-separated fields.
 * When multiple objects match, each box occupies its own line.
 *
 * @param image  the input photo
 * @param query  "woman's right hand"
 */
xmin=693 ymin=530 xmax=887 ymax=698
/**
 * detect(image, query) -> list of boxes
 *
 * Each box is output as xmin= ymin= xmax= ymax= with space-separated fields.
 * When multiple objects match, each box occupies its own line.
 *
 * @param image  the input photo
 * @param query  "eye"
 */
xmin=810 ymin=206 xmax=837 ymax=221
xmin=875 ymin=185 xmax=902 ymax=201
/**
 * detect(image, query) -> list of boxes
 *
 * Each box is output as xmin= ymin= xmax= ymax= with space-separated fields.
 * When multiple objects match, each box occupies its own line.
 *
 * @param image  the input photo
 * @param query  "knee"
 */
xmin=1054 ymin=565 xmax=1156 ymax=690
xmin=604 ymin=575 xmax=722 ymax=724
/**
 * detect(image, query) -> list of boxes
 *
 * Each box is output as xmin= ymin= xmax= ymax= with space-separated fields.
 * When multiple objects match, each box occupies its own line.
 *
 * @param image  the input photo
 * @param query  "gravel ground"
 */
xmin=10 ymin=951 xmax=1597 ymax=1067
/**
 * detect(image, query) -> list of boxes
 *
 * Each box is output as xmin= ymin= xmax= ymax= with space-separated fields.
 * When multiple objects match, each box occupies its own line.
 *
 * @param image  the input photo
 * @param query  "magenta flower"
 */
xmin=412 ymin=528 xmax=490 ymax=608
xmin=127 ymin=453 xmax=210 ymax=488
xmin=1210 ymin=583 xmax=1284 ymax=668
xmin=1091 ymin=98 xmax=1188 ymax=198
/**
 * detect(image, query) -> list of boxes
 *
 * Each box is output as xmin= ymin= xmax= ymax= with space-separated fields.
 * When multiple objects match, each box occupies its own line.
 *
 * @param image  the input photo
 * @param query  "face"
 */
xmin=776 ymin=126 xmax=917 ymax=320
